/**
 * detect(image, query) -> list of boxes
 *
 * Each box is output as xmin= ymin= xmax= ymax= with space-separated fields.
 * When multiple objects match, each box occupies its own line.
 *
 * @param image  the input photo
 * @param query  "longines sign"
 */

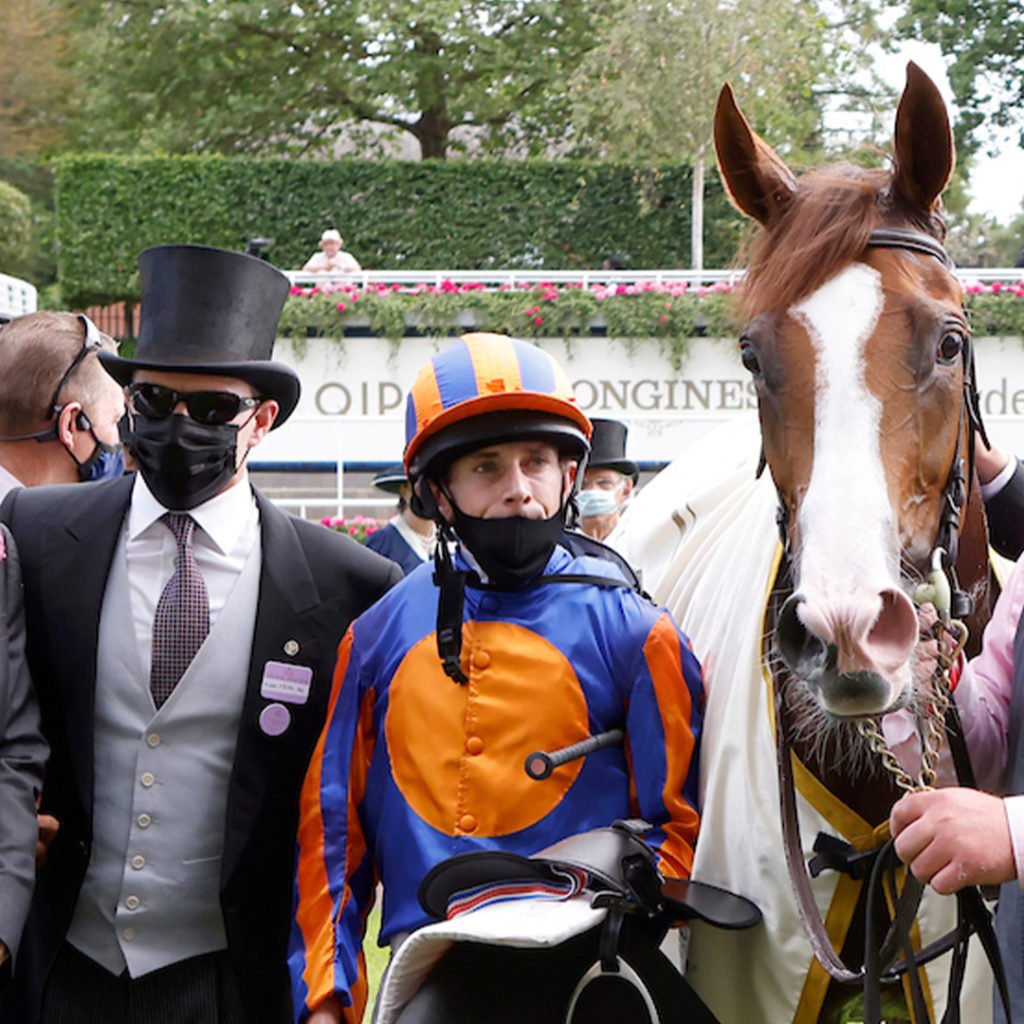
xmin=256 ymin=336 xmax=1024 ymax=466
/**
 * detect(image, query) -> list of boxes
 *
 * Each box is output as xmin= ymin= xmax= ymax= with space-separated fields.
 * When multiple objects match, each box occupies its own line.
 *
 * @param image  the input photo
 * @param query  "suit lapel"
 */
xmin=42 ymin=476 xmax=134 ymax=816
xmin=222 ymin=493 xmax=323 ymax=882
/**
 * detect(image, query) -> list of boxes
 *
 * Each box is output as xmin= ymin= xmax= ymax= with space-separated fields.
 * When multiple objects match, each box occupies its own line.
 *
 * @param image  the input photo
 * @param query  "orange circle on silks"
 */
xmin=385 ymin=621 xmax=591 ymax=838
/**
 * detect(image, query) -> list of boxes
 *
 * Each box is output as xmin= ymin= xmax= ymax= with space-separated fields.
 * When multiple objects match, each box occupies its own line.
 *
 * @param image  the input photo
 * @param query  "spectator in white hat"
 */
xmin=301 ymin=229 xmax=362 ymax=274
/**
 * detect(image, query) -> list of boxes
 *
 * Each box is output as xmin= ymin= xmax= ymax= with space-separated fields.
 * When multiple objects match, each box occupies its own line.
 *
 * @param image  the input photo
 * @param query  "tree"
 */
xmin=0 ymin=179 xmax=33 ymax=276
xmin=66 ymin=0 xmax=610 ymax=160
xmin=0 ymin=0 xmax=77 ymax=161
xmin=568 ymin=0 xmax=887 ymax=269
xmin=897 ymin=0 xmax=1024 ymax=153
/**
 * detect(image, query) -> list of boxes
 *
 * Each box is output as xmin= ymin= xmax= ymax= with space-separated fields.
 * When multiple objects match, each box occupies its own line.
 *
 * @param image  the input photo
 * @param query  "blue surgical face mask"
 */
xmin=74 ymin=436 xmax=126 ymax=482
xmin=577 ymin=488 xmax=620 ymax=517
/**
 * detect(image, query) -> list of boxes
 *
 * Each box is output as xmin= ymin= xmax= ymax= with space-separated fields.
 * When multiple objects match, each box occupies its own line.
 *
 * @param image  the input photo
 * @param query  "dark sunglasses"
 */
xmin=127 ymin=382 xmax=263 ymax=426
xmin=45 ymin=314 xmax=105 ymax=418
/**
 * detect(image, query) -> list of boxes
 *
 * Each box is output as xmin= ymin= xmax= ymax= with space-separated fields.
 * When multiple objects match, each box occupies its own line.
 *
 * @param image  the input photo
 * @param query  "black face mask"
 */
xmin=450 ymin=504 xmax=565 ymax=590
xmin=127 ymin=413 xmax=240 ymax=510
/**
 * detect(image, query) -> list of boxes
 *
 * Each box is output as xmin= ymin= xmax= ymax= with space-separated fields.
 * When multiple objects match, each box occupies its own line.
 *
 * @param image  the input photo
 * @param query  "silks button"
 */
xmin=466 ymin=736 xmax=484 ymax=756
xmin=459 ymin=814 xmax=478 ymax=833
xmin=472 ymin=650 xmax=491 ymax=669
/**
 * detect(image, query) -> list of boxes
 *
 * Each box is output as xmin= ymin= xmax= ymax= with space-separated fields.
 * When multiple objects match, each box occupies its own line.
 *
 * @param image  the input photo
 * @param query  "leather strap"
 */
xmin=776 ymin=677 xmax=1013 ymax=1021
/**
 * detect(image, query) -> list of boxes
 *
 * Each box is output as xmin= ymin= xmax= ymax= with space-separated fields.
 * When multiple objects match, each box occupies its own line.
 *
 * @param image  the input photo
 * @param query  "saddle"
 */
xmin=382 ymin=821 xmax=762 ymax=1024
xmin=420 ymin=819 xmax=761 ymax=932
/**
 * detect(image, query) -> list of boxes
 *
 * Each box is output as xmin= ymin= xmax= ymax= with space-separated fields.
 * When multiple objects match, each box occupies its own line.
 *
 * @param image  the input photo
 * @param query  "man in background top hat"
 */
xmin=364 ymin=464 xmax=436 ymax=576
xmin=0 ymin=244 xmax=402 ymax=1024
xmin=576 ymin=418 xmax=639 ymax=543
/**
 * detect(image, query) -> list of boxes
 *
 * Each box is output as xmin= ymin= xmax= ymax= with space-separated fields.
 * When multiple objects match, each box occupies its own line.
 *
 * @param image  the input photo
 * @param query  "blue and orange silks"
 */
xmin=288 ymin=546 xmax=704 ymax=1023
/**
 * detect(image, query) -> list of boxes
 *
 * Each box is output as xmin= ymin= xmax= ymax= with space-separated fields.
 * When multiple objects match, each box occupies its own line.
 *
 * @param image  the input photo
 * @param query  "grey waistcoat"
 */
xmin=66 ymin=533 xmax=260 ymax=977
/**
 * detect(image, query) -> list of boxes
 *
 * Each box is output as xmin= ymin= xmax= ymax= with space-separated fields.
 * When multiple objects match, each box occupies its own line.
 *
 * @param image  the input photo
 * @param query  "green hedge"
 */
xmin=53 ymin=155 xmax=744 ymax=307
xmin=0 ymin=179 xmax=33 ymax=276
xmin=279 ymin=284 xmax=744 ymax=370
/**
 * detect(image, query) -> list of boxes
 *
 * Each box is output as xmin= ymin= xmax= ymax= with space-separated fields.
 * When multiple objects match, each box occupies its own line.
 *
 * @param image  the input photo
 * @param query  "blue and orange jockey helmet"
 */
xmin=404 ymin=332 xmax=592 ymax=518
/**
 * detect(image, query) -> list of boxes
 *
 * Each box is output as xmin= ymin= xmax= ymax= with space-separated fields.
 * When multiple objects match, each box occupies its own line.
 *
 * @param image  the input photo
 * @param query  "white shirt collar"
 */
xmin=0 ymin=463 xmax=23 ymax=492
xmin=391 ymin=512 xmax=435 ymax=561
xmin=128 ymin=472 xmax=257 ymax=555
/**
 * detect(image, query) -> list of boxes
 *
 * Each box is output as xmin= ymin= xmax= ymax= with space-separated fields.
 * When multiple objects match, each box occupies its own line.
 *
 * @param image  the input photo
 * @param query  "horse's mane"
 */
xmin=741 ymin=164 xmax=894 ymax=316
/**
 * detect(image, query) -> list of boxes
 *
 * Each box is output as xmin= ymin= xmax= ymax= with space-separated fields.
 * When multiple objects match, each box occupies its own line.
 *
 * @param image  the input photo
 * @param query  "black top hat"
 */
xmin=99 ymin=244 xmax=301 ymax=427
xmin=587 ymin=419 xmax=638 ymax=482
xmin=372 ymin=464 xmax=409 ymax=494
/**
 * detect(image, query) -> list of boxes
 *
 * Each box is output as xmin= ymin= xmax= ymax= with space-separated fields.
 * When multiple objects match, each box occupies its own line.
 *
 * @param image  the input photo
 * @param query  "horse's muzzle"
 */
xmin=776 ymin=593 xmax=911 ymax=716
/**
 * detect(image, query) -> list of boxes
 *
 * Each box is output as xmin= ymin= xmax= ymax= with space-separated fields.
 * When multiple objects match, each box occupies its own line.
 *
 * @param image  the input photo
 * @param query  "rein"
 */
xmin=769 ymin=226 xmax=1012 ymax=1022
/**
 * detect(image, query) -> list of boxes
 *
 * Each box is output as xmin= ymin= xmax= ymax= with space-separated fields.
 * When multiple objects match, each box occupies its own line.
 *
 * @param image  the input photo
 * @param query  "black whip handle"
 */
xmin=524 ymin=729 xmax=624 ymax=780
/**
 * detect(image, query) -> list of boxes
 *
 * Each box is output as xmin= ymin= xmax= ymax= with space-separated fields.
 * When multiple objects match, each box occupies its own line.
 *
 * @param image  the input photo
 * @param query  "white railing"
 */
xmin=0 ymin=272 xmax=37 ymax=320
xmin=284 ymin=267 xmax=1024 ymax=290
xmin=285 ymin=268 xmax=744 ymax=289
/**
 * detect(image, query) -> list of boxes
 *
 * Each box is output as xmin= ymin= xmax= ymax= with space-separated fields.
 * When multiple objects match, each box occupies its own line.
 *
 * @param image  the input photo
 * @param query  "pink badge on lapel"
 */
xmin=259 ymin=702 xmax=291 ymax=737
xmin=261 ymin=661 xmax=313 ymax=704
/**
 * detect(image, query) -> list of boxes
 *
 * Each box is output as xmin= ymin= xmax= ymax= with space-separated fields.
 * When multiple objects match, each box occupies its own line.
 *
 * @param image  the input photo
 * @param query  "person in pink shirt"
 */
xmin=891 ymin=439 xmax=1024 ymax=1020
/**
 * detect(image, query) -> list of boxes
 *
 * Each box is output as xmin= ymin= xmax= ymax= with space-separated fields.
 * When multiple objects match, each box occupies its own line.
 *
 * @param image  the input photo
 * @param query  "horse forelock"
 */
xmin=741 ymin=165 xmax=892 ymax=318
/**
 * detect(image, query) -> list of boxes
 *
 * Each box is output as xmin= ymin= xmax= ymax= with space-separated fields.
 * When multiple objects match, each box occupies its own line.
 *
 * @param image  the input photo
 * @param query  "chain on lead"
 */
xmin=855 ymin=617 xmax=968 ymax=794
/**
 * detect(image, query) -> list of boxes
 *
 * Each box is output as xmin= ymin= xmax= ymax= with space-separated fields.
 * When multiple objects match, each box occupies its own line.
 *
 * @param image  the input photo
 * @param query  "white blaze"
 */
xmin=792 ymin=263 xmax=894 ymax=596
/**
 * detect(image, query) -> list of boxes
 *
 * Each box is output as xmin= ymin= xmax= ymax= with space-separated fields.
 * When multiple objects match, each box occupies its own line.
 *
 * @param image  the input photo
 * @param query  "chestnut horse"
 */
xmin=616 ymin=64 xmax=995 ymax=1022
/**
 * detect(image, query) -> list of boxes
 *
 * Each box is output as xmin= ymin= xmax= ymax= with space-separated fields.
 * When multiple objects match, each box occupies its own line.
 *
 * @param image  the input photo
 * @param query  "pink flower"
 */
xmin=533 ymin=316 xmax=544 ymax=326
xmin=336 ymin=301 xmax=347 ymax=312
xmin=289 ymin=285 xmax=303 ymax=296
xmin=659 ymin=314 xmax=668 ymax=324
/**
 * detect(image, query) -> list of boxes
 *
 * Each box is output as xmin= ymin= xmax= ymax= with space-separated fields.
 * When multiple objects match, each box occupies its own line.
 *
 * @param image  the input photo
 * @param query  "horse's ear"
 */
xmin=891 ymin=61 xmax=955 ymax=213
xmin=714 ymin=83 xmax=796 ymax=226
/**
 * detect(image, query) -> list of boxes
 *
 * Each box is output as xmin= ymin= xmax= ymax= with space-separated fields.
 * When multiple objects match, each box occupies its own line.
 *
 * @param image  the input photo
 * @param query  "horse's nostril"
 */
xmin=863 ymin=587 xmax=919 ymax=675
xmin=777 ymin=594 xmax=830 ymax=680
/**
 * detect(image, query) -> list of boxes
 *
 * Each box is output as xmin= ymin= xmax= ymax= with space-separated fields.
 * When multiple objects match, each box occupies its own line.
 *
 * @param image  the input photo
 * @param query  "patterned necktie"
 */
xmin=150 ymin=512 xmax=210 ymax=708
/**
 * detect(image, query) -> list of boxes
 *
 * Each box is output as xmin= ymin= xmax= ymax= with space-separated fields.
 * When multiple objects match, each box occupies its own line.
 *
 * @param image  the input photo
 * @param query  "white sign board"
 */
xmin=256 ymin=335 xmax=1024 ymax=466
xmin=0 ymin=273 xmax=37 ymax=320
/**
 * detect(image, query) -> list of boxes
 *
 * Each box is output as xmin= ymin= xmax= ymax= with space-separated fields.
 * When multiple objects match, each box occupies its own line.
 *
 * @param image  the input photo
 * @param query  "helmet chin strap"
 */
xmin=430 ymin=473 xmax=572 ymax=684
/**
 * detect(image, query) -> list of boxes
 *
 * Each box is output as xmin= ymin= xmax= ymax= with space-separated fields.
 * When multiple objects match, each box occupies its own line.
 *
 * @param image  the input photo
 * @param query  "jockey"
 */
xmin=289 ymin=333 xmax=705 ymax=1024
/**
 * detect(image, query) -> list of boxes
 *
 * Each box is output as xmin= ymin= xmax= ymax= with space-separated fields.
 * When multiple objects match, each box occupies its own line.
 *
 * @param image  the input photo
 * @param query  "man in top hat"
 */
xmin=576 ymin=418 xmax=639 ymax=543
xmin=364 ymin=464 xmax=436 ymax=576
xmin=0 ymin=244 xmax=401 ymax=1024
xmin=301 ymin=229 xmax=361 ymax=274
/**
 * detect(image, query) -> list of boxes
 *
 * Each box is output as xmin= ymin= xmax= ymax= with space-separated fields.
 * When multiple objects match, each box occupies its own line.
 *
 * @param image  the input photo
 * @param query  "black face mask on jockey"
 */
xmin=449 ymin=502 xmax=566 ymax=591
xmin=430 ymin=477 xmax=570 ymax=684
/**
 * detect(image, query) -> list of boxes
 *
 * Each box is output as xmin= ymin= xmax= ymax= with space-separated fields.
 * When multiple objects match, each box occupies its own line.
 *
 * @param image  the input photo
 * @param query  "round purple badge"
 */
xmin=259 ymin=702 xmax=291 ymax=737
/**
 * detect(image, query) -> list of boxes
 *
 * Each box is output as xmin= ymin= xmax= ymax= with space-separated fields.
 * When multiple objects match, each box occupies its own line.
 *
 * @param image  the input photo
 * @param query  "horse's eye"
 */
xmin=937 ymin=331 xmax=964 ymax=364
xmin=739 ymin=340 xmax=762 ymax=376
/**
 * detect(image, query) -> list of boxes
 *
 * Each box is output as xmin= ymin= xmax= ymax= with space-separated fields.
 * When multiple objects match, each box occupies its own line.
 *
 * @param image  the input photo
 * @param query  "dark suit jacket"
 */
xmin=0 ymin=476 xmax=401 ymax=1023
xmin=986 ymin=459 xmax=1024 ymax=561
xmin=0 ymin=525 xmax=47 ymax=977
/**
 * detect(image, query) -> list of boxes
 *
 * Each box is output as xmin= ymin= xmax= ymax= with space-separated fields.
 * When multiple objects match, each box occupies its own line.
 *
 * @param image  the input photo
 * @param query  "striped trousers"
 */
xmin=40 ymin=944 xmax=250 ymax=1024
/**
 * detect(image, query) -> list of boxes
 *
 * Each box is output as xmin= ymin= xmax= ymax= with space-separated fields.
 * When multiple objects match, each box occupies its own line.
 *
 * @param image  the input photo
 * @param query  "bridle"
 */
xmin=763 ymin=226 xmax=987 ymax=614
xmin=767 ymin=227 xmax=1012 ymax=1023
